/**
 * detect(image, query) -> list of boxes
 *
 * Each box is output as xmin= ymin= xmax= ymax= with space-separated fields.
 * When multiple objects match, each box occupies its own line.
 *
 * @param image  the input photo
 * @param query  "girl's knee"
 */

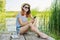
xmin=29 ymin=23 xmax=34 ymax=27
xmin=30 ymin=27 xmax=35 ymax=31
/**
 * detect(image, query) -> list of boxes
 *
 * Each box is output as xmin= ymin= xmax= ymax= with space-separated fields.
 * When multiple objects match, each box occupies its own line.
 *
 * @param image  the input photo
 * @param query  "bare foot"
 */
xmin=38 ymin=32 xmax=49 ymax=39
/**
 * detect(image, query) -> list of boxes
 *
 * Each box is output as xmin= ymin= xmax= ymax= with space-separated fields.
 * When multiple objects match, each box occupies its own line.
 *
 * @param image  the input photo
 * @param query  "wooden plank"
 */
xmin=24 ymin=32 xmax=45 ymax=40
xmin=11 ymin=35 xmax=25 ymax=40
xmin=0 ymin=33 xmax=10 ymax=40
xmin=0 ymin=32 xmax=55 ymax=40
xmin=24 ymin=32 xmax=55 ymax=40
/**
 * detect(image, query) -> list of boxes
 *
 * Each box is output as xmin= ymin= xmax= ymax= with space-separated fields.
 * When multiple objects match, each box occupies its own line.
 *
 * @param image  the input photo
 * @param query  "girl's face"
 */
xmin=23 ymin=5 xmax=29 ymax=12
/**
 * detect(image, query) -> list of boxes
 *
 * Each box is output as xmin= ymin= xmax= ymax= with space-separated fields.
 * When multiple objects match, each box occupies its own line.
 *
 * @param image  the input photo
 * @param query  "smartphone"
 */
xmin=34 ymin=16 xmax=36 ymax=19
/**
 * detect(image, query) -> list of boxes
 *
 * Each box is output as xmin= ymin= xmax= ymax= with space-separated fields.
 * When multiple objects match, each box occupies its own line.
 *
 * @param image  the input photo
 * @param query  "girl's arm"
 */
xmin=28 ymin=14 xmax=35 ymax=23
xmin=28 ymin=14 xmax=33 ymax=19
xmin=18 ymin=18 xmax=30 ymax=26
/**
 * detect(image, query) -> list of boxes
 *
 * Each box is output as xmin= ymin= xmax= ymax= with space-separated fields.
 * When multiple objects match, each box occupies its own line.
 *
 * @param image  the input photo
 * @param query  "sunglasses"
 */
xmin=24 ymin=6 xmax=29 ymax=9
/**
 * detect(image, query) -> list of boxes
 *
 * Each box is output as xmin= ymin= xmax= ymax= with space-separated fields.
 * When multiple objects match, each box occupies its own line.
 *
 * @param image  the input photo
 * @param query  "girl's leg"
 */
xmin=29 ymin=23 xmax=49 ymax=39
xmin=20 ymin=24 xmax=30 ymax=34
xmin=19 ymin=19 xmax=37 ymax=34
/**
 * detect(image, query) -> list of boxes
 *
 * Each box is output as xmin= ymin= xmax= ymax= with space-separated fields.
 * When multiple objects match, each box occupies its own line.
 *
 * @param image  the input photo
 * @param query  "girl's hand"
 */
xmin=30 ymin=18 xmax=35 ymax=23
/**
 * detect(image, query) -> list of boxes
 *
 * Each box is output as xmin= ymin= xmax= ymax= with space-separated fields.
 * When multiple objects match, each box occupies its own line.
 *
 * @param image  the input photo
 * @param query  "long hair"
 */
xmin=21 ymin=3 xmax=31 ymax=17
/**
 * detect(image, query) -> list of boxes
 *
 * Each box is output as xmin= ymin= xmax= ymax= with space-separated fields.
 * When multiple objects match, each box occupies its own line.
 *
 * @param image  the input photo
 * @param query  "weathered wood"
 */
xmin=24 ymin=32 xmax=55 ymax=40
xmin=11 ymin=35 xmax=25 ymax=40
xmin=0 ymin=33 xmax=10 ymax=40
xmin=24 ymin=32 xmax=46 ymax=40
xmin=0 ymin=32 xmax=55 ymax=40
